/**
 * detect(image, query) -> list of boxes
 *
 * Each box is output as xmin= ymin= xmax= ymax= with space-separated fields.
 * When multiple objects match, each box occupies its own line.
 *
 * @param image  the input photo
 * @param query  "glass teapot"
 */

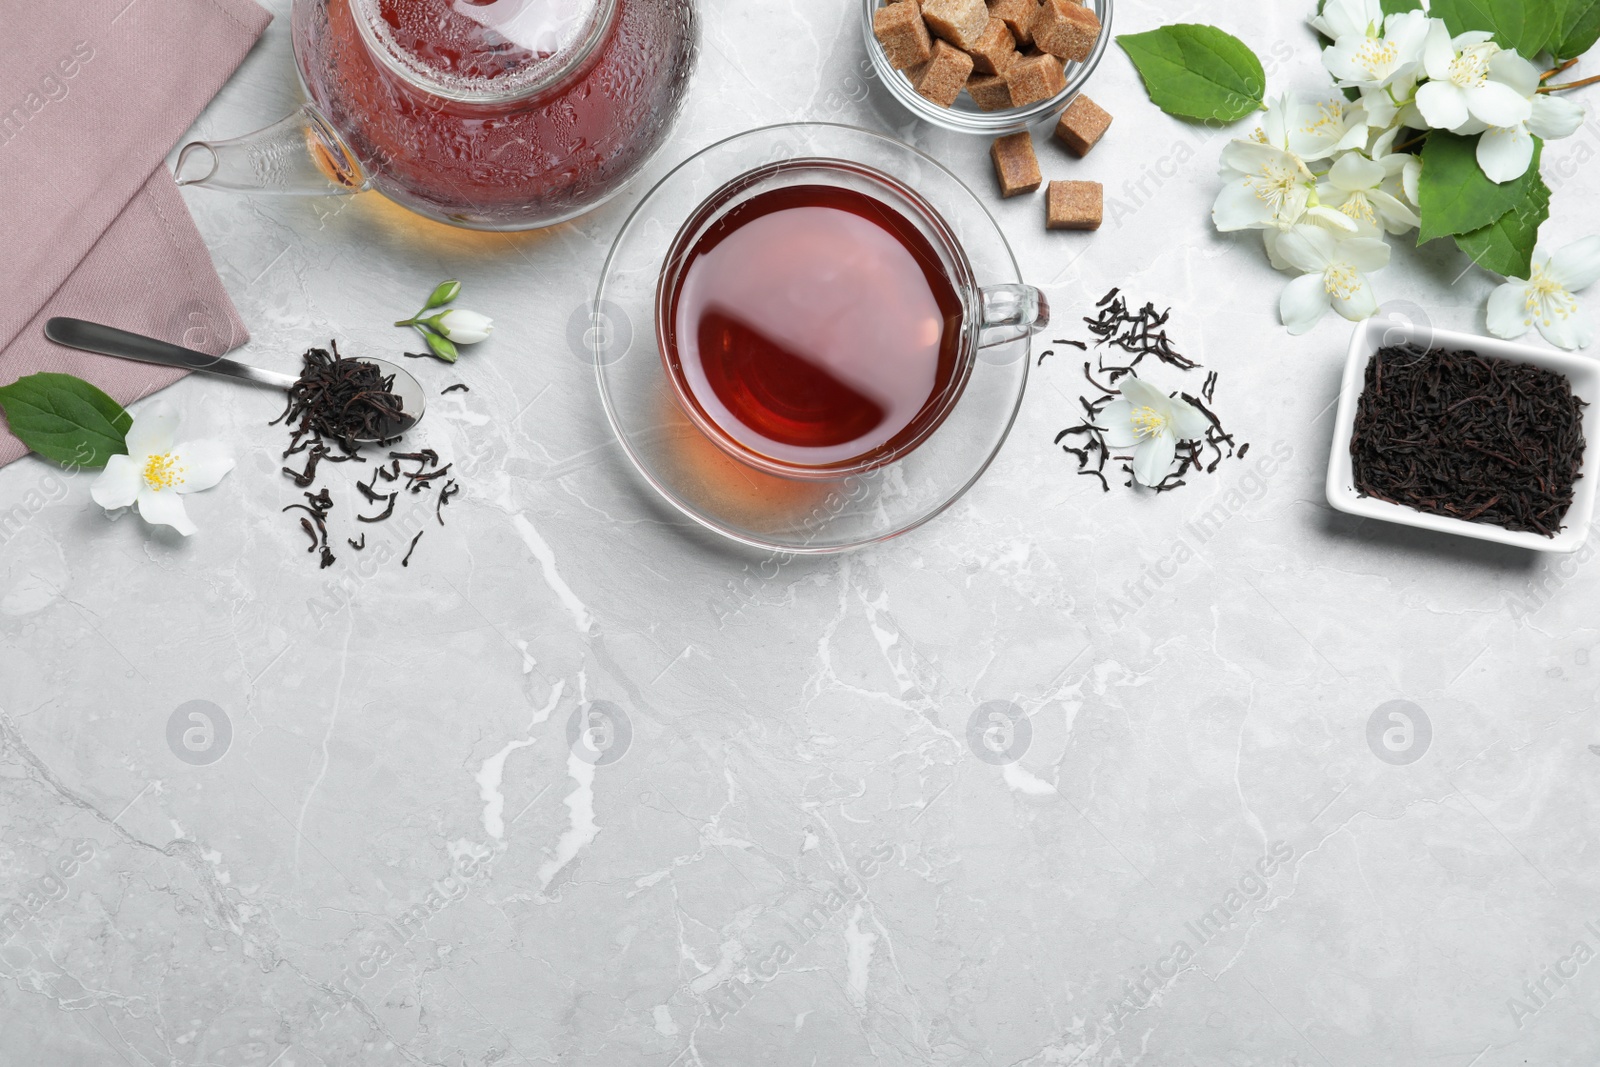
xmin=177 ymin=0 xmax=698 ymax=230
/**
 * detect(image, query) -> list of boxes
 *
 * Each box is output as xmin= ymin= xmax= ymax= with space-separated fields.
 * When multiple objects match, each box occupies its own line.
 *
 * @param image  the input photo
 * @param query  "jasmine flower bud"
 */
xmin=434 ymin=309 xmax=494 ymax=345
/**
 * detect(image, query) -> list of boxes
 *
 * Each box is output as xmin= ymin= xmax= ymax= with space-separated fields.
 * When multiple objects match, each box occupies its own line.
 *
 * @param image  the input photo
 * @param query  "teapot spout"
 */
xmin=175 ymin=106 xmax=366 ymax=196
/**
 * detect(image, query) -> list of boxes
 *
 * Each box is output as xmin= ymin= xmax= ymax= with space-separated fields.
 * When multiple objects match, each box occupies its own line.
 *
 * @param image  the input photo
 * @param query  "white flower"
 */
xmin=1262 ymin=198 xmax=1368 ymax=271
xmin=1364 ymin=132 xmax=1424 ymax=211
xmin=1317 ymin=151 xmax=1421 ymax=236
xmin=1275 ymin=224 xmax=1392 ymax=334
xmin=1214 ymin=141 xmax=1315 ymax=231
xmin=1414 ymin=23 xmax=1531 ymax=133
xmin=89 ymin=401 xmax=234 ymax=536
xmin=1461 ymin=51 xmax=1587 ymax=183
xmin=1214 ymin=141 xmax=1358 ymax=234
xmin=1323 ymin=9 xmax=1430 ymax=90
xmin=434 ymin=309 xmax=494 ymax=344
xmin=1310 ymin=0 xmax=1384 ymax=42
xmin=1263 ymin=228 xmax=1296 ymax=272
xmin=1486 ymin=238 xmax=1600 ymax=350
xmin=1390 ymin=147 xmax=1423 ymax=210
xmin=1402 ymin=156 xmax=1422 ymax=206
xmin=1257 ymin=93 xmax=1370 ymax=162
xmin=1359 ymin=74 xmax=1417 ymax=135
xmin=1100 ymin=375 xmax=1212 ymax=488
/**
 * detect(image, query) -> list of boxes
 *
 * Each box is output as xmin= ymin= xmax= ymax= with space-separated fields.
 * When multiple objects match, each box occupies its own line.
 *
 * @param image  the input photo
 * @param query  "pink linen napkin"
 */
xmin=0 ymin=0 xmax=272 ymax=467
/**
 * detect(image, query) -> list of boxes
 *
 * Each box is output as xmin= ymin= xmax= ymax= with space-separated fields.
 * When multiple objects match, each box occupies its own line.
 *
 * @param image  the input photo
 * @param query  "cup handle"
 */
xmin=977 ymin=285 xmax=1050 ymax=350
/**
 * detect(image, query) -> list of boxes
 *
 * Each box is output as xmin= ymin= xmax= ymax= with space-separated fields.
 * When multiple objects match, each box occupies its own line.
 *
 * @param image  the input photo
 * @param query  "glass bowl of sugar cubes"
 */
xmin=863 ymin=0 xmax=1113 ymax=134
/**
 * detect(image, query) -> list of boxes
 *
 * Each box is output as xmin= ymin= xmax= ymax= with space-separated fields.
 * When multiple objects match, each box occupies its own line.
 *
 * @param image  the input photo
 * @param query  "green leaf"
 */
xmin=1454 ymin=174 xmax=1551 ymax=278
xmin=0 ymin=373 xmax=131 ymax=468
xmin=1116 ymin=24 xmax=1266 ymax=123
xmin=1430 ymin=0 xmax=1559 ymax=57
xmin=1552 ymin=0 xmax=1600 ymax=59
xmin=1417 ymin=133 xmax=1544 ymax=243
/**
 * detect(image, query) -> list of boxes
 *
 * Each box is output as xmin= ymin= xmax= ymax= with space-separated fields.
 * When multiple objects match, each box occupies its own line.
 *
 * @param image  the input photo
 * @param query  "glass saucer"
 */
xmin=591 ymin=123 xmax=1034 ymax=554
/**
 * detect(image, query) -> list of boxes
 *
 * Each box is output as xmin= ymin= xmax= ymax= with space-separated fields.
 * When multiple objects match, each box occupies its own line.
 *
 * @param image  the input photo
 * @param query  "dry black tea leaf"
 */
xmin=1352 ymin=346 xmax=1587 ymax=537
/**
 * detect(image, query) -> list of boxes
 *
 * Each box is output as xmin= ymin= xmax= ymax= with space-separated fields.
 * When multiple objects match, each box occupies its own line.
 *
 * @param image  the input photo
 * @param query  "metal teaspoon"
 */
xmin=44 ymin=317 xmax=425 ymax=443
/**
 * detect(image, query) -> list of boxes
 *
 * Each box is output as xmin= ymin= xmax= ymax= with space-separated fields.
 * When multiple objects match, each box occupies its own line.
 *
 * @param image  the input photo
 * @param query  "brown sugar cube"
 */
xmin=1004 ymin=52 xmax=1065 ymax=107
xmin=1033 ymin=0 xmax=1101 ymax=63
xmin=988 ymin=0 xmax=1039 ymax=46
xmin=1046 ymin=180 xmax=1102 ymax=230
xmin=921 ymin=0 xmax=991 ymax=49
xmin=966 ymin=71 xmax=1015 ymax=110
xmin=910 ymin=40 xmax=975 ymax=106
xmin=967 ymin=17 xmax=1018 ymax=75
xmin=873 ymin=1 xmax=933 ymax=70
xmin=1053 ymin=92 xmax=1112 ymax=156
xmin=990 ymin=133 xmax=1042 ymax=197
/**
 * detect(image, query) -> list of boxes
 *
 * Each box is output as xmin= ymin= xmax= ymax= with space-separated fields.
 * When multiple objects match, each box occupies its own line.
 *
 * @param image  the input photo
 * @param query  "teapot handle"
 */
xmin=175 ymin=105 xmax=368 ymax=196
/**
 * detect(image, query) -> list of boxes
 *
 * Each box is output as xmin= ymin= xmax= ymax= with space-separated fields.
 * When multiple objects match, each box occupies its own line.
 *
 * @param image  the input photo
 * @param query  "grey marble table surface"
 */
xmin=4 ymin=0 xmax=1600 ymax=1064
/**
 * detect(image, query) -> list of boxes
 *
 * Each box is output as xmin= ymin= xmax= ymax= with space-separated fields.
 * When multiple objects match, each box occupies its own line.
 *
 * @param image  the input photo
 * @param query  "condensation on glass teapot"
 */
xmin=358 ymin=0 xmax=598 ymax=98
xmin=175 ymin=0 xmax=698 ymax=231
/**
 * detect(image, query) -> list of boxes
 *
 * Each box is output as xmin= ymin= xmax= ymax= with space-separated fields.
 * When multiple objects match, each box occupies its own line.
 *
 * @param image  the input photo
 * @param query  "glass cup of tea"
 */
xmin=593 ymin=123 xmax=1049 ymax=552
xmin=656 ymin=160 xmax=1048 ymax=480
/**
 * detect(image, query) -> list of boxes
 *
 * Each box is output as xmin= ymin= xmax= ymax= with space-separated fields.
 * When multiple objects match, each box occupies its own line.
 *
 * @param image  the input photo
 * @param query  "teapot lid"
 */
xmin=355 ymin=0 xmax=610 ymax=102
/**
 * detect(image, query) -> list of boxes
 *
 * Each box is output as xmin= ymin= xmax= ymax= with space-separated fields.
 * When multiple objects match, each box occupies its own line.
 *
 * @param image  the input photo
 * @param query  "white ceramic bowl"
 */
xmin=861 ymin=0 xmax=1115 ymax=135
xmin=1326 ymin=318 xmax=1600 ymax=553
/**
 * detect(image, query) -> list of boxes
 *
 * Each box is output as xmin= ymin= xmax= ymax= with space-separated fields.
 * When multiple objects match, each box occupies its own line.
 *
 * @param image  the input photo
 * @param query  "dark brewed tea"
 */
xmin=663 ymin=183 xmax=966 ymax=472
